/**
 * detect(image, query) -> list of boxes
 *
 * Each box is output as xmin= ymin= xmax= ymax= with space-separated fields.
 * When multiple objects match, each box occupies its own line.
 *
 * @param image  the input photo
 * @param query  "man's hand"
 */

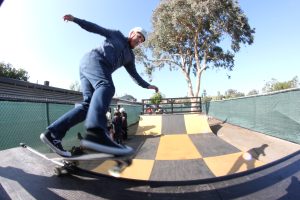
xmin=63 ymin=14 xmax=74 ymax=22
xmin=148 ymin=85 xmax=159 ymax=93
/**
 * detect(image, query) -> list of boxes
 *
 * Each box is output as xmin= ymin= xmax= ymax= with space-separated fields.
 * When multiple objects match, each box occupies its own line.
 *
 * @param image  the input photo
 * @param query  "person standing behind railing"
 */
xmin=112 ymin=110 xmax=123 ymax=144
xmin=120 ymin=107 xmax=128 ymax=140
xmin=106 ymin=107 xmax=113 ymax=140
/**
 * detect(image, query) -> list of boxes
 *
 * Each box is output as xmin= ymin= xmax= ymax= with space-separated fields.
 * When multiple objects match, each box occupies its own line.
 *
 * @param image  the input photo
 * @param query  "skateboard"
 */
xmin=20 ymin=143 xmax=132 ymax=177
xmin=55 ymin=151 xmax=132 ymax=177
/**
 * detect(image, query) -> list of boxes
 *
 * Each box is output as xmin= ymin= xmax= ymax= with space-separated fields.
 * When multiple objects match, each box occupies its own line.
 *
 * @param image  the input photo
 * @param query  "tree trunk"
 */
xmin=195 ymin=71 xmax=202 ymax=98
xmin=181 ymin=69 xmax=194 ymax=97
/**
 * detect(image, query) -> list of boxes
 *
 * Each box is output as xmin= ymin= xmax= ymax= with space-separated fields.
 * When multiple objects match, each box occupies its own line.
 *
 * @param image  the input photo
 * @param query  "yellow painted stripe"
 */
xmin=136 ymin=115 xmax=162 ymax=135
xmin=203 ymin=152 xmax=265 ymax=177
xmin=184 ymin=114 xmax=212 ymax=134
xmin=91 ymin=159 xmax=155 ymax=180
xmin=156 ymin=134 xmax=202 ymax=160
xmin=91 ymin=160 xmax=115 ymax=175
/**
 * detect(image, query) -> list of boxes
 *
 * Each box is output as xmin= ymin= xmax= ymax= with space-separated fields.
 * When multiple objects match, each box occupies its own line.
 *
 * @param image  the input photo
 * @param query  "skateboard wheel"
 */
xmin=108 ymin=166 xmax=121 ymax=177
xmin=54 ymin=167 xmax=70 ymax=176
xmin=125 ymin=159 xmax=132 ymax=165
xmin=20 ymin=143 xmax=27 ymax=148
xmin=54 ymin=167 xmax=62 ymax=176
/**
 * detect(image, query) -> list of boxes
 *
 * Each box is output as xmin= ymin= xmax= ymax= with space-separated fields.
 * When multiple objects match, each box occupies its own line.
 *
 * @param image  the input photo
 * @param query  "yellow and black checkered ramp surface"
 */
xmin=78 ymin=114 xmax=265 ymax=181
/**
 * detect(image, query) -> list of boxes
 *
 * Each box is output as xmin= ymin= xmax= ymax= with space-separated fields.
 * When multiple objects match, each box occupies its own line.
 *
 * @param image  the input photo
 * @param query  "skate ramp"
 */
xmin=1 ymin=113 xmax=300 ymax=199
xmin=81 ymin=113 xmax=266 ymax=181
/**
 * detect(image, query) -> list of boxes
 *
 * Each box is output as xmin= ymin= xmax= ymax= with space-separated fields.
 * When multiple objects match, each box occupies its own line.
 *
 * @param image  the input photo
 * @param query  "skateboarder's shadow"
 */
xmin=209 ymin=118 xmax=227 ymax=135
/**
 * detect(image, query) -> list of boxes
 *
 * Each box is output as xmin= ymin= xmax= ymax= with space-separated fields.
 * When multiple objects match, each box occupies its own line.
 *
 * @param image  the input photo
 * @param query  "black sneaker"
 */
xmin=80 ymin=130 xmax=134 ymax=156
xmin=40 ymin=130 xmax=72 ymax=157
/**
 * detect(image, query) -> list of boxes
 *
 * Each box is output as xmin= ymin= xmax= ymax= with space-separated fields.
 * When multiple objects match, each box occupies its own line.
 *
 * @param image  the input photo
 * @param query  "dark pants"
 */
xmin=48 ymin=50 xmax=115 ymax=139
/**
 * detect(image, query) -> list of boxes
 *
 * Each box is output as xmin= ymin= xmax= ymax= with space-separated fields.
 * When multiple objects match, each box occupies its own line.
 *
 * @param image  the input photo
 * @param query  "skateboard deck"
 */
xmin=20 ymin=143 xmax=132 ymax=177
xmin=60 ymin=152 xmax=114 ymax=161
xmin=56 ymin=151 xmax=132 ymax=177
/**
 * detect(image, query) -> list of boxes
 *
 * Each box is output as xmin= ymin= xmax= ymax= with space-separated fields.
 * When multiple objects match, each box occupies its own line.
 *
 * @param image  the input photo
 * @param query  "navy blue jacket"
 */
xmin=73 ymin=17 xmax=150 ymax=88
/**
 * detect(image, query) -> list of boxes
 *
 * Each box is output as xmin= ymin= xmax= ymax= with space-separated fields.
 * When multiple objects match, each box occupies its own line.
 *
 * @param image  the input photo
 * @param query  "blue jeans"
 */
xmin=48 ymin=50 xmax=115 ymax=139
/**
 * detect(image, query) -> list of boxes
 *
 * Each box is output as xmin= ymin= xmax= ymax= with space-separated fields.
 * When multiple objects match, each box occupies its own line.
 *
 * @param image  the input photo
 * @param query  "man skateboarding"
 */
xmin=40 ymin=14 xmax=159 ymax=157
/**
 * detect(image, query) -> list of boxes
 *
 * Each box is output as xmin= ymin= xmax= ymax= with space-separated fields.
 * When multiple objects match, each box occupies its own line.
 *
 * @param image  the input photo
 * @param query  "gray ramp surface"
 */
xmin=161 ymin=114 xmax=186 ymax=134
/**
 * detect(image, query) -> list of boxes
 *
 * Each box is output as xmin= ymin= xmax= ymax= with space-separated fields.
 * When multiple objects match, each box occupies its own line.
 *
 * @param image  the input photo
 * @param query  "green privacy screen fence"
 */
xmin=0 ymin=101 xmax=142 ymax=152
xmin=202 ymin=88 xmax=300 ymax=144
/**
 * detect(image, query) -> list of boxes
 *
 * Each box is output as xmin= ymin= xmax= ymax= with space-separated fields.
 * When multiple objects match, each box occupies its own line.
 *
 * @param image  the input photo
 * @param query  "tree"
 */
xmin=150 ymin=92 xmax=163 ymax=105
xmin=262 ymin=76 xmax=299 ymax=93
xmin=69 ymin=80 xmax=81 ymax=92
xmin=0 ymin=62 xmax=29 ymax=81
xmin=247 ymin=89 xmax=259 ymax=96
xmin=214 ymin=91 xmax=224 ymax=100
xmin=224 ymin=89 xmax=244 ymax=99
xmin=136 ymin=0 xmax=254 ymax=98
xmin=120 ymin=94 xmax=137 ymax=102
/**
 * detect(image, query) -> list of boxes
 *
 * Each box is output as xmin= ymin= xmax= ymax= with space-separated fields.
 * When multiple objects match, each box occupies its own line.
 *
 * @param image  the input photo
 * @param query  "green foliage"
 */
xmin=0 ymin=62 xmax=29 ymax=81
xmin=206 ymin=89 xmax=244 ymax=101
xmin=262 ymin=76 xmax=299 ymax=93
xmin=206 ymin=76 xmax=299 ymax=100
xmin=136 ymin=0 xmax=254 ymax=97
xmin=150 ymin=92 xmax=163 ymax=105
xmin=247 ymin=89 xmax=259 ymax=96
xmin=224 ymin=89 xmax=245 ymax=99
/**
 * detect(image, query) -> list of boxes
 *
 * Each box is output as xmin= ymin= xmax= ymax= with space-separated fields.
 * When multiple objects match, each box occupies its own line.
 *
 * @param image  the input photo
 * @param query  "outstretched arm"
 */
xmin=125 ymin=64 xmax=159 ymax=93
xmin=63 ymin=14 xmax=112 ymax=38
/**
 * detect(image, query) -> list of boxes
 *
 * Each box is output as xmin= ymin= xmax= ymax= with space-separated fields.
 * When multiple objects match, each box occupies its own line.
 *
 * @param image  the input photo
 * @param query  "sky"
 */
xmin=0 ymin=0 xmax=299 ymax=101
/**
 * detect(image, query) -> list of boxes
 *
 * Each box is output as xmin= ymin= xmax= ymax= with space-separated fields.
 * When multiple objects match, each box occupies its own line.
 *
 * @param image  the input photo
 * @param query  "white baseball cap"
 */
xmin=129 ymin=27 xmax=146 ymax=41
